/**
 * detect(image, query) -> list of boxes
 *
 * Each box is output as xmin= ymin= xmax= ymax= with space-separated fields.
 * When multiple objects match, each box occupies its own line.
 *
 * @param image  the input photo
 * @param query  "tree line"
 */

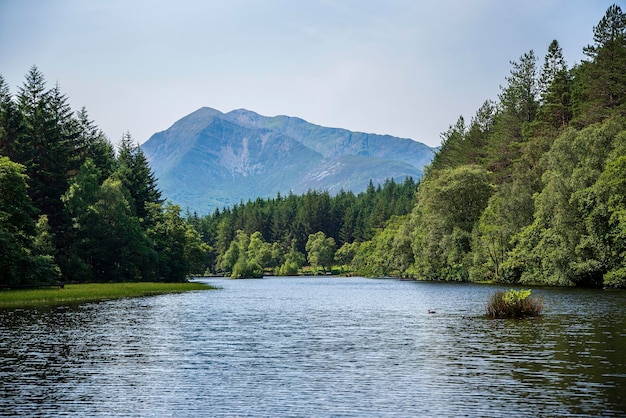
xmin=186 ymin=177 xmax=418 ymax=277
xmin=0 ymin=67 xmax=207 ymax=287
xmin=194 ymin=4 xmax=626 ymax=287
xmin=3 ymin=4 xmax=625 ymax=288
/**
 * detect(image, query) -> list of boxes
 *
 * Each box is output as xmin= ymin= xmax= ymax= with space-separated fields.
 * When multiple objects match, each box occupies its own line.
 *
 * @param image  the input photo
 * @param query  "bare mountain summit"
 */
xmin=141 ymin=107 xmax=436 ymax=214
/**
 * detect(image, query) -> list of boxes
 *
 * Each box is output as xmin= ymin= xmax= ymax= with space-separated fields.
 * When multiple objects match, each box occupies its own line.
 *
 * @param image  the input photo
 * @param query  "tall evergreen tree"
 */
xmin=0 ymin=76 xmax=21 ymax=161
xmin=75 ymin=107 xmax=116 ymax=182
xmin=576 ymin=4 xmax=626 ymax=121
xmin=539 ymin=40 xmax=573 ymax=128
xmin=499 ymin=50 xmax=540 ymax=126
xmin=114 ymin=132 xmax=162 ymax=220
xmin=15 ymin=67 xmax=78 ymax=238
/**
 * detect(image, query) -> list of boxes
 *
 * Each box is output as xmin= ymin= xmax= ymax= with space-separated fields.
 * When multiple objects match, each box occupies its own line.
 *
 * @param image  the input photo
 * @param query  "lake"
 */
xmin=1 ymin=276 xmax=625 ymax=417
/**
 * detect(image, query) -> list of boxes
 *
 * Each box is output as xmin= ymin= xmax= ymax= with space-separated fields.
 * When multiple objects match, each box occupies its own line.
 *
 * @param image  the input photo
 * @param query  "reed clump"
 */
xmin=486 ymin=289 xmax=543 ymax=319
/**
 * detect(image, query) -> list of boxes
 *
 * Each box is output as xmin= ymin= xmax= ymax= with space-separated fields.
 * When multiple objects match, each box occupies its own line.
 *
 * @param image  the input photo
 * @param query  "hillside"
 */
xmin=141 ymin=107 xmax=435 ymax=213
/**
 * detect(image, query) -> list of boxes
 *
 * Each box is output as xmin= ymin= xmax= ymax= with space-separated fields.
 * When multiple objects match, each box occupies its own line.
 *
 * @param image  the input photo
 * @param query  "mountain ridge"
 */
xmin=141 ymin=107 xmax=436 ymax=214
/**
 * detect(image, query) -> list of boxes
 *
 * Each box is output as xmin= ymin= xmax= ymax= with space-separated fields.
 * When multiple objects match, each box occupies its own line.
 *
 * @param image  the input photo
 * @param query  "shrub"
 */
xmin=486 ymin=289 xmax=543 ymax=319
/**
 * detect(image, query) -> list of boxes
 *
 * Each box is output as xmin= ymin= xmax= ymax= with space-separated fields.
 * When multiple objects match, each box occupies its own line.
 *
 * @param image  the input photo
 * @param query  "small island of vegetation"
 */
xmin=486 ymin=289 xmax=544 ymax=319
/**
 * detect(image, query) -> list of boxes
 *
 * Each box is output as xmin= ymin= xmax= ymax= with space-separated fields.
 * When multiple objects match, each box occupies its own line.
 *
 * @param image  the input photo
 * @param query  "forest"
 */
xmin=1 ymin=4 xmax=625 ymax=288
xmin=0 ymin=69 xmax=208 ymax=286
xmin=351 ymin=3 xmax=626 ymax=288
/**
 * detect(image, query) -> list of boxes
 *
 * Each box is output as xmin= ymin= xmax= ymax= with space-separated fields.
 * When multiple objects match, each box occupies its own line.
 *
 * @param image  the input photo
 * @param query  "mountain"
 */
xmin=141 ymin=107 xmax=436 ymax=214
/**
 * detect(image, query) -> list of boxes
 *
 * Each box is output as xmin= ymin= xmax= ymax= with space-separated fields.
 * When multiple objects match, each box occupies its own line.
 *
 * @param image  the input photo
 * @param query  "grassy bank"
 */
xmin=0 ymin=282 xmax=217 ymax=309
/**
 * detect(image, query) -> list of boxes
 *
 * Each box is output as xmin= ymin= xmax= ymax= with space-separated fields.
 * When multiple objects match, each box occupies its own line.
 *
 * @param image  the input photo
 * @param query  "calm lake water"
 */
xmin=1 ymin=276 xmax=625 ymax=417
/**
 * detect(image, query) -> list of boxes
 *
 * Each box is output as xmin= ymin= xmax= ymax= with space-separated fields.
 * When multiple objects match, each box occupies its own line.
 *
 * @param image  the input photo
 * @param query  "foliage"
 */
xmin=220 ymin=230 xmax=268 ymax=278
xmin=351 ymin=215 xmax=413 ymax=277
xmin=486 ymin=289 xmax=543 ymax=319
xmin=0 ymin=68 xmax=208 ymax=285
xmin=4 ymin=5 xmax=626 ymax=287
xmin=411 ymin=165 xmax=493 ymax=280
xmin=305 ymin=231 xmax=336 ymax=273
xmin=0 ymin=156 xmax=59 ymax=286
xmin=276 ymin=243 xmax=306 ymax=276
xmin=369 ymin=4 xmax=626 ymax=288
xmin=0 ymin=282 xmax=215 ymax=308
xmin=191 ymin=177 xmax=418 ymax=274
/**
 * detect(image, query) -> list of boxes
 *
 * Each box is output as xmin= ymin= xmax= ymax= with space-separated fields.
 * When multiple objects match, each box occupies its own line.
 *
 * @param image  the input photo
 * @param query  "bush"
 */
xmin=486 ymin=289 xmax=543 ymax=319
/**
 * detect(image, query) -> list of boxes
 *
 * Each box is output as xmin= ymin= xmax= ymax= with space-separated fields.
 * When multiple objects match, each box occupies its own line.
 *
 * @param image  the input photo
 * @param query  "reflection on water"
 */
xmin=1 ymin=277 xmax=625 ymax=417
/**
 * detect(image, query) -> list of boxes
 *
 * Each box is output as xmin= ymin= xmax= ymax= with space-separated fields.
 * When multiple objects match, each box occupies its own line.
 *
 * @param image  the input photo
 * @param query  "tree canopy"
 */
xmin=0 ymin=68 xmax=206 ymax=286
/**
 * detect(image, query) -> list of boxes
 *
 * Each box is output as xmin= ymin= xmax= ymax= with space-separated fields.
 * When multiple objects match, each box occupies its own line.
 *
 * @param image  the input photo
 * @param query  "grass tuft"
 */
xmin=486 ymin=289 xmax=543 ymax=319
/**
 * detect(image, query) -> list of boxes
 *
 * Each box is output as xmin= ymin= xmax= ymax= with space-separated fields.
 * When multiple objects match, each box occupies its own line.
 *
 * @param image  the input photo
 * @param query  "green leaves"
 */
xmin=305 ymin=231 xmax=336 ymax=273
xmin=0 ymin=156 xmax=58 ymax=286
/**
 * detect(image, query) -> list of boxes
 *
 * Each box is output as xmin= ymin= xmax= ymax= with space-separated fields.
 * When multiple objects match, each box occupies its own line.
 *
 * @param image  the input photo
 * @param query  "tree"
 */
xmin=16 ymin=67 xmax=79 ymax=237
xmin=147 ymin=202 xmax=209 ymax=282
xmin=0 ymin=75 xmax=21 ymax=162
xmin=63 ymin=175 xmax=153 ymax=282
xmin=0 ymin=156 xmax=58 ymax=286
xmin=75 ymin=107 xmax=116 ymax=181
xmin=277 ymin=242 xmax=305 ymax=276
xmin=335 ymin=241 xmax=359 ymax=267
xmin=248 ymin=231 xmax=273 ymax=270
xmin=305 ymin=231 xmax=336 ymax=273
xmin=351 ymin=215 xmax=412 ymax=278
xmin=539 ymin=40 xmax=573 ymax=128
xmin=510 ymin=118 xmax=626 ymax=286
xmin=487 ymin=51 xmax=539 ymax=181
xmin=220 ymin=230 xmax=263 ymax=279
xmin=428 ymin=116 xmax=467 ymax=173
xmin=499 ymin=50 xmax=540 ymax=126
xmin=411 ymin=165 xmax=493 ymax=280
xmin=576 ymin=4 xmax=626 ymax=121
xmin=114 ymin=132 xmax=162 ymax=220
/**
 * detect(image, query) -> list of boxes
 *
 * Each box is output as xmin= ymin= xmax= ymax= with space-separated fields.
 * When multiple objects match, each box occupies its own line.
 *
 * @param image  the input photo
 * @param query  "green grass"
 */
xmin=0 ymin=282 xmax=217 ymax=309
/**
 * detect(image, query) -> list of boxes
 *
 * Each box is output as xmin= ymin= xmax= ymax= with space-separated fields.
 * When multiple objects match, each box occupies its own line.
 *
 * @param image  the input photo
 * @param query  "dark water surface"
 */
xmin=1 ymin=276 xmax=625 ymax=417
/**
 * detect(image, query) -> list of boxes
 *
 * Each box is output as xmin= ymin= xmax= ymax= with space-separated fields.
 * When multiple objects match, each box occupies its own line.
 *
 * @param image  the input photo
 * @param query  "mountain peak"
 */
xmin=142 ymin=107 xmax=436 ymax=214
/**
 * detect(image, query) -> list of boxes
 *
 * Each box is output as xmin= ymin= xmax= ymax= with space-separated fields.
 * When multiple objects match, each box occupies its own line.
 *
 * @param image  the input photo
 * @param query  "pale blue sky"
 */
xmin=0 ymin=0 xmax=620 ymax=146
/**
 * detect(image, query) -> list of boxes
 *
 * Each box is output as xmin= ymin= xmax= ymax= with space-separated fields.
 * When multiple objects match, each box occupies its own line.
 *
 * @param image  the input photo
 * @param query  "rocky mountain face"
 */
xmin=141 ymin=107 xmax=436 ymax=214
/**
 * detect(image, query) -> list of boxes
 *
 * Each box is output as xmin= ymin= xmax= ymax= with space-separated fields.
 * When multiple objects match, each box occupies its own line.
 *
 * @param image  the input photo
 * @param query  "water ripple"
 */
xmin=1 ymin=277 xmax=625 ymax=417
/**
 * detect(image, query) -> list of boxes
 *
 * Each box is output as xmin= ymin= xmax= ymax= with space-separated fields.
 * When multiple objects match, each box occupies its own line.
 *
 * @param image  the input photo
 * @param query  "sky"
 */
xmin=0 ymin=0 xmax=621 ymax=147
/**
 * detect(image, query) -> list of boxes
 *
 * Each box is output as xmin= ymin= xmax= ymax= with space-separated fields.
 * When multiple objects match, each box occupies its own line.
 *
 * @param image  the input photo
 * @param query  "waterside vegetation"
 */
xmin=191 ymin=5 xmax=626 ymax=287
xmin=0 ymin=282 xmax=215 ymax=309
xmin=2 ymin=4 xmax=626 ymax=287
xmin=486 ymin=289 xmax=544 ymax=319
xmin=0 ymin=68 xmax=208 ymax=288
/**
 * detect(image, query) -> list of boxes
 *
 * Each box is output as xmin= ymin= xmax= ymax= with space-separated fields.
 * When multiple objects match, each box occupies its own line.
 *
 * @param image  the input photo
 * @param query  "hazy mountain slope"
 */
xmin=142 ymin=107 xmax=435 ymax=213
xmin=224 ymin=108 xmax=434 ymax=168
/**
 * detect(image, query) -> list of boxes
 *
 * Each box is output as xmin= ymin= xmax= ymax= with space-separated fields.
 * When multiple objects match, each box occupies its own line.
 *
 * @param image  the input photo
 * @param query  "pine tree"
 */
xmin=539 ymin=40 xmax=573 ymax=128
xmin=114 ymin=132 xmax=162 ymax=220
xmin=75 ymin=107 xmax=116 ymax=182
xmin=577 ymin=4 xmax=626 ymax=120
xmin=0 ymin=76 xmax=21 ymax=161
xmin=15 ymin=67 xmax=78 ymax=236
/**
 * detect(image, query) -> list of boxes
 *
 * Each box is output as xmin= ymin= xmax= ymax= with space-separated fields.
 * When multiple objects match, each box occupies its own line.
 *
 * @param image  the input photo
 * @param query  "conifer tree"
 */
xmin=576 ymin=4 xmax=626 ymax=121
xmin=114 ymin=132 xmax=162 ymax=220
xmin=539 ymin=40 xmax=573 ymax=128
xmin=0 ymin=76 xmax=21 ymax=161
xmin=15 ymin=67 xmax=78 ymax=237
